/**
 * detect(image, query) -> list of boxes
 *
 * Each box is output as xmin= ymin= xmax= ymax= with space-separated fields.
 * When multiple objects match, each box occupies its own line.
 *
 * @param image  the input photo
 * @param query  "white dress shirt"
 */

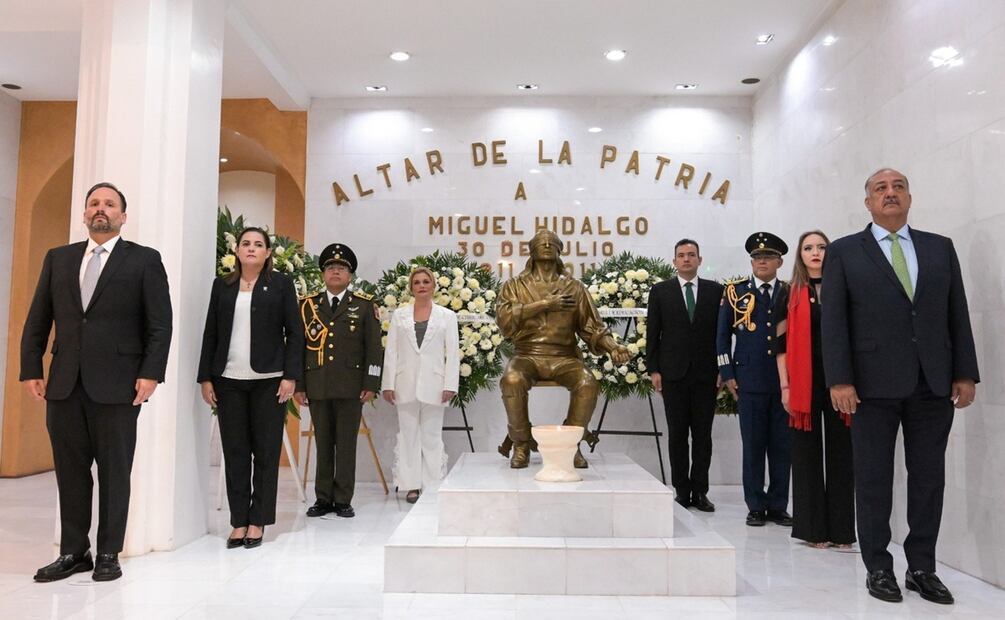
xmin=677 ymin=275 xmax=699 ymax=305
xmin=753 ymin=276 xmax=778 ymax=297
xmin=79 ymin=235 xmax=121 ymax=287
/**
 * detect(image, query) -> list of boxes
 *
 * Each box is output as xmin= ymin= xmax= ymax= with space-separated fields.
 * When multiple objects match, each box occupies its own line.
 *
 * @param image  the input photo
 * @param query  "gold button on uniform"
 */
xmin=329 ymin=356 xmax=334 ymax=361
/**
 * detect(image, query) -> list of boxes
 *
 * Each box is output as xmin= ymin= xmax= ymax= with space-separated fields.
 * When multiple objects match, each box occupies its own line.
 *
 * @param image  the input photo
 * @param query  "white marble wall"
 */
xmin=305 ymin=96 xmax=756 ymax=485
xmin=218 ymin=170 xmax=276 ymax=231
xmin=0 ymin=92 xmax=21 ymax=450
xmin=752 ymin=0 xmax=1005 ymax=586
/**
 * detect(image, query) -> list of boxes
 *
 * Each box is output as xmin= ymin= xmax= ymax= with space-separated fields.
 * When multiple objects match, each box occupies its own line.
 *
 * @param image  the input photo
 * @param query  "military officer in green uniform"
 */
xmin=294 ymin=243 xmax=382 ymax=519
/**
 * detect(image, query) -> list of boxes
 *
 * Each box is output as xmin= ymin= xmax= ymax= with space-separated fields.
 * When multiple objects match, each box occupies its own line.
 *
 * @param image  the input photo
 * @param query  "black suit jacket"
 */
xmin=646 ymin=277 xmax=724 ymax=382
xmin=821 ymin=224 xmax=979 ymax=399
xmin=197 ymin=272 xmax=304 ymax=383
xmin=20 ymin=239 xmax=173 ymax=404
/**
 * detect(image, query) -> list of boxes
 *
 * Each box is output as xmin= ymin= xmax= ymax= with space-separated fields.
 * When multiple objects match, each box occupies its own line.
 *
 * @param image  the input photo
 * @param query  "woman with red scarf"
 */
xmin=776 ymin=231 xmax=855 ymax=549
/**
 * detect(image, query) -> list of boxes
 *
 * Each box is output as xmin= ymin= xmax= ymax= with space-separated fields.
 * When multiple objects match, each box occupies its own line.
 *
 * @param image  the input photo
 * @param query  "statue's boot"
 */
xmin=573 ymin=445 xmax=588 ymax=469
xmin=511 ymin=442 xmax=531 ymax=468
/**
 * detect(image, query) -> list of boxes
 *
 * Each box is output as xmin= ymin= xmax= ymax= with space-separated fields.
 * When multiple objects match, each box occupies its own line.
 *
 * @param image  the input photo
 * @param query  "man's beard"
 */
xmin=87 ymin=216 xmax=115 ymax=233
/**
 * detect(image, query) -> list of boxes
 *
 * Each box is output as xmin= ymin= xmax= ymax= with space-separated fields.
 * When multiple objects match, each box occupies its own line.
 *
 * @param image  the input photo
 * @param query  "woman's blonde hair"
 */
xmin=409 ymin=266 xmax=436 ymax=292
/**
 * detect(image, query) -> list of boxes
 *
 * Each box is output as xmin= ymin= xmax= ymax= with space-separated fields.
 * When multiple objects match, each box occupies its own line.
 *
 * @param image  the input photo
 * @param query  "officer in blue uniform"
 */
xmin=716 ymin=232 xmax=792 ymax=527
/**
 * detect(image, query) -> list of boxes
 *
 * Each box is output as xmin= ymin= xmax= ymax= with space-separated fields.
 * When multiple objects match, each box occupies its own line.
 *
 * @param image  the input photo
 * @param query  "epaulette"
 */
xmin=299 ymin=292 xmax=323 ymax=303
xmin=352 ymin=290 xmax=375 ymax=302
xmin=724 ymin=277 xmax=749 ymax=287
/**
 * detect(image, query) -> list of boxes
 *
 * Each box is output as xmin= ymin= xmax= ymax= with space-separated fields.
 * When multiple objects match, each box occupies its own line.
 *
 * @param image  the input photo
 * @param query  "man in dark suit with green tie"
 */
xmin=823 ymin=168 xmax=979 ymax=605
xmin=295 ymin=243 xmax=382 ymax=519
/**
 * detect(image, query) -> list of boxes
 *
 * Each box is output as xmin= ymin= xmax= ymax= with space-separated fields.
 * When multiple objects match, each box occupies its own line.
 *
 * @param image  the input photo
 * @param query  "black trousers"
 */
xmin=791 ymin=391 xmax=855 ymax=545
xmin=215 ymin=376 xmax=286 ymax=527
xmin=661 ymin=374 xmax=717 ymax=497
xmin=309 ymin=398 xmax=362 ymax=505
xmin=46 ymin=380 xmax=140 ymax=555
xmin=851 ymin=377 xmax=954 ymax=572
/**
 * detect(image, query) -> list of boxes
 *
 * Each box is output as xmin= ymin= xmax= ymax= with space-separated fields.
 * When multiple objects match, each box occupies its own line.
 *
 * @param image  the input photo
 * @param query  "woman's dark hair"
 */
xmin=224 ymin=227 xmax=274 ymax=285
xmin=790 ymin=229 xmax=830 ymax=292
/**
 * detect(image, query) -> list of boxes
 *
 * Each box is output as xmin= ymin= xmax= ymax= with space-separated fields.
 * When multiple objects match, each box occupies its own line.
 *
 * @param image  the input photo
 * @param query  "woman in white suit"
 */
xmin=382 ymin=267 xmax=460 ymax=503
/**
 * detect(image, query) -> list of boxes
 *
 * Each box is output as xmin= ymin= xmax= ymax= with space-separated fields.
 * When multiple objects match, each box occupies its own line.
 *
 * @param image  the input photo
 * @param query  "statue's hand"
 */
xmin=545 ymin=293 xmax=576 ymax=311
xmin=609 ymin=345 xmax=631 ymax=365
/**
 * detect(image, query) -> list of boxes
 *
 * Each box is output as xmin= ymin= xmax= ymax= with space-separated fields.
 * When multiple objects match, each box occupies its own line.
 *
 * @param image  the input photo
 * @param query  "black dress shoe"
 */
xmin=244 ymin=527 xmax=264 ymax=549
xmin=905 ymin=569 xmax=954 ymax=604
xmin=333 ymin=503 xmax=355 ymax=518
xmin=674 ymin=493 xmax=691 ymax=509
xmin=92 ymin=553 xmax=122 ymax=582
xmin=766 ymin=509 xmax=793 ymax=526
xmin=866 ymin=569 xmax=903 ymax=602
xmin=691 ymin=493 xmax=715 ymax=512
xmin=226 ymin=536 xmax=245 ymax=549
xmin=34 ymin=551 xmax=94 ymax=582
xmin=746 ymin=510 xmax=767 ymax=526
xmin=306 ymin=501 xmax=334 ymax=517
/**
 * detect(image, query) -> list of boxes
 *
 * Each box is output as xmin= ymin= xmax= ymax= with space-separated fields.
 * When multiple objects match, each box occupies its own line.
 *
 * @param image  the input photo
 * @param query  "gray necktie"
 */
xmin=81 ymin=246 xmax=105 ymax=308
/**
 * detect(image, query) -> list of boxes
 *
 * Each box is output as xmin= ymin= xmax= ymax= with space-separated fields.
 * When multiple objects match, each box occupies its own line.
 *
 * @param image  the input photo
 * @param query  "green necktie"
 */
xmin=684 ymin=281 xmax=696 ymax=322
xmin=887 ymin=233 xmax=914 ymax=299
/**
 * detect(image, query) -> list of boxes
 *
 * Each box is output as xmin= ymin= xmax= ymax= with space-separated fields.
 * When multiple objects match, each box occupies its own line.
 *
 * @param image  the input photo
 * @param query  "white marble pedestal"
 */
xmin=384 ymin=452 xmax=735 ymax=596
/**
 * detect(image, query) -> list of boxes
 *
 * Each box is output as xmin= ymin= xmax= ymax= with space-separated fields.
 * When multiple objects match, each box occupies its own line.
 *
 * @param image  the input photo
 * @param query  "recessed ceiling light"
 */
xmin=529 ymin=169 xmax=541 ymax=174
xmin=675 ymin=83 xmax=698 ymax=90
xmin=604 ymin=49 xmax=627 ymax=61
xmin=365 ymin=85 xmax=388 ymax=92
xmin=822 ymin=35 xmax=838 ymax=46
xmin=741 ymin=78 xmax=761 ymax=85
xmin=219 ymin=157 xmax=228 ymax=163
xmin=756 ymin=34 xmax=775 ymax=45
xmin=389 ymin=51 xmax=410 ymax=62
xmin=575 ymin=187 xmax=586 ymax=192
xmin=929 ymin=46 xmax=963 ymax=68
xmin=587 ymin=126 xmax=603 ymax=133
xmin=1 ymin=83 xmax=21 ymax=90
xmin=517 ymin=83 xmax=539 ymax=91
xmin=420 ymin=127 xmax=434 ymax=133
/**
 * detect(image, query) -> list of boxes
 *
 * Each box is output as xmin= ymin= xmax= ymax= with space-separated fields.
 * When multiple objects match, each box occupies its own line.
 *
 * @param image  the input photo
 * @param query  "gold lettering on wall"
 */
xmin=404 ymin=157 xmax=420 ymax=183
xmin=491 ymin=140 xmax=507 ymax=164
xmin=376 ymin=163 xmax=392 ymax=188
xmin=600 ymin=144 xmax=618 ymax=168
xmin=426 ymin=150 xmax=444 ymax=175
xmin=472 ymin=142 xmax=487 ymax=166
xmin=711 ymin=180 xmax=730 ymax=205
xmin=537 ymin=140 xmax=553 ymax=164
xmin=514 ymin=181 xmax=527 ymax=200
xmin=624 ymin=150 xmax=640 ymax=175
xmin=675 ymin=163 xmax=695 ymax=189
xmin=557 ymin=140 xmax=572 ymax=165
xmin=353 ymin=174 xmax=374 ymax=198
xmin=655 ymin=155 xmax=672 ymax=181
xmin=333 ymin=181 xmax=351 ymax=206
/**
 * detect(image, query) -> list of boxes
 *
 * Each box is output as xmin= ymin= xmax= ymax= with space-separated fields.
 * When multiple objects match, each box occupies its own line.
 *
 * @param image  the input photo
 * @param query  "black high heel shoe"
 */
xmin=227 ymin=527 xmax=248 ymax=549
xmin=244 ymin=526 xmax=264 ymax=549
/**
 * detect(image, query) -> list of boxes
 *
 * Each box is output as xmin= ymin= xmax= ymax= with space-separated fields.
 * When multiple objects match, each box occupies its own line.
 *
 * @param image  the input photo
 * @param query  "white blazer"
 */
xmin=381 ymin=304 xmax=460 ymax=405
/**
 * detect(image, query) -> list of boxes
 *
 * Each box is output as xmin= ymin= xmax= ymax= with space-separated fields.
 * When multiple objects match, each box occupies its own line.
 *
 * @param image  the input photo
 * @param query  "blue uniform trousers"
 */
xmin=737 ymin=390 xmax=791 ymax=512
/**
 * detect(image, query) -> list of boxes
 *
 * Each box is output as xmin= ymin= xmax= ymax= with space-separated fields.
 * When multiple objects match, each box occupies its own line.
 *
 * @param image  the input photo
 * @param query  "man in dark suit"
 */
xmin=646 ymin=239 xmax=724 ymax=511
xmin=823 ymin=168 xmax=979 ymax=605
xmin=295 ymin=243 xmax=382 ymax=519
xmin=717 ymin=232 xmax=792 ymax=527
xmin=20 ymin=182 xmax=173 ymax=582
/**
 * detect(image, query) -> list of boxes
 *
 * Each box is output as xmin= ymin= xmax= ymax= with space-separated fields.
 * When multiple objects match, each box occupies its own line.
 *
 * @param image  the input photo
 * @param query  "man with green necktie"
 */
xmin=645 ymin=239 xmax=724 ymax=512
xmin=822 ymin=168 xmax=980 ymax=606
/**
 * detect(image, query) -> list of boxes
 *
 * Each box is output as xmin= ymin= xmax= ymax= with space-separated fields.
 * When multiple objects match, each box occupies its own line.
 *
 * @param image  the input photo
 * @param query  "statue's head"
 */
xmin=524 ymin=228 xmax=565 ymax=275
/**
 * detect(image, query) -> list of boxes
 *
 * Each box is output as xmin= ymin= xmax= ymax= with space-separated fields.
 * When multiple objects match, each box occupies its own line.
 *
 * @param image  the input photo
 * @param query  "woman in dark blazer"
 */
xmin=198 ymin=227 xmax=303 ymax=548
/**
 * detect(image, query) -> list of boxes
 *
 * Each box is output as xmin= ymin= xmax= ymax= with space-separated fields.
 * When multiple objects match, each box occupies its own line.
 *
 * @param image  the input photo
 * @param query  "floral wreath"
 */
xmin=577 ymin=252 xmax=676 ymax=401
xmin=360 ymin=251 xmax=510 ymax=408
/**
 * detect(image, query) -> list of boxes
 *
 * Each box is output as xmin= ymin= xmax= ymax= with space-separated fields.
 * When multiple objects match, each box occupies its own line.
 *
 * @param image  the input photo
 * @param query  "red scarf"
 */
xmin=786 ymin=283 xmax=851 ymax=431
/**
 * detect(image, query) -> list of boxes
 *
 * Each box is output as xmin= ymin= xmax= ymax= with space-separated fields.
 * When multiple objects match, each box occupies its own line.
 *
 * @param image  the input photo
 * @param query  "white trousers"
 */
xmin=394 ymin=401 xmax=447 ymax=491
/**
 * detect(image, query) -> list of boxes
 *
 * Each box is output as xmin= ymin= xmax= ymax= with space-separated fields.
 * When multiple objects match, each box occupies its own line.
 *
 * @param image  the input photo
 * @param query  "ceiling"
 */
xmin=1 ymin=0 xmax=839 ymax=107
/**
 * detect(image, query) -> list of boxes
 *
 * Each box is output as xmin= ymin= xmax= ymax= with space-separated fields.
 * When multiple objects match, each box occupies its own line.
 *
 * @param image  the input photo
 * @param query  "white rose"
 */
xmin=491 ymin=334 xmax=503 ymax=346
xmin=635 ymin=269 xmax=649 ymax=281
xmin=621 ymin=298 xmax=636 ymax=309
xmin=460 ymin=288 xmax=473 ymax=301
xmin=480 ymin=339 xmax=492 ymax=350
xmin=625 ymin=270 xmax=637 ymax=280
xmin=450 ymin=298 xmax=464 ymax=310
xmin=592 ymin=369 xmax=603 ymax=380
xmin=618 ymin=365 xmax=629 ymax=375
xmin=467 ymin=278 xmax=481 ymax=290
xmin=273 ymin=245 xmax=285 ymax=256
xmin=459 ymin=363 xmax=472 ymax=377
xmin=438 ymin=276 xmax=451 ymax=287
xmin=383 ymin=294 xmax=397 ymax=306
xmin=636 ymin=337 xmax=646 ymax=349
xmin=487 ymin=351 xmax=495 ymax=362
xmin=605 ymin=374 xmax=617 ymax=382
xmin=480 ymin=325 xmax=492 ymax=334
xmin=465 ymin=345 xmax=477 ymax=356
xmin=461 ymin=326 xmax=474 ymax=337
xmin=638 ymin=360 xmax=646 ymax=371
xmin=626 ymin=372 xmax=638 ymax=384
xmin=436 ymin=294 xmax=450 ymax=306
xmin=484 ymin=290 xmax=497 ymax=301
xmin=627 ymin=343 xmax=639 ymax=356
xmin=603 ymin=360 xmax=614 ymax=371
xmin=452 ymin=267 xmax=464 ymax=277
xmin=220 ymin=254 xmax=236 ymax=270
xmin=617 ymin=277 xmax=626 ymax=284
xmin=588 ymin=284 xmax=599 ymax=294
xmin=591 ymin=293 xmax=601 ymax=303
xmin=452 ymin=278 xmax=464 ymax=290
xmin=472 ymin=297 xmax=487 ymax=312
xmin=381 ymin=335 xmax=388 ymax=347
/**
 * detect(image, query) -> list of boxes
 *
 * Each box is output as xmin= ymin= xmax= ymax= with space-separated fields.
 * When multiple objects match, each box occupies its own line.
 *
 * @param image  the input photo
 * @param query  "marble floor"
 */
xmin=0 ymin=467 xmax=1003 ymax=619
